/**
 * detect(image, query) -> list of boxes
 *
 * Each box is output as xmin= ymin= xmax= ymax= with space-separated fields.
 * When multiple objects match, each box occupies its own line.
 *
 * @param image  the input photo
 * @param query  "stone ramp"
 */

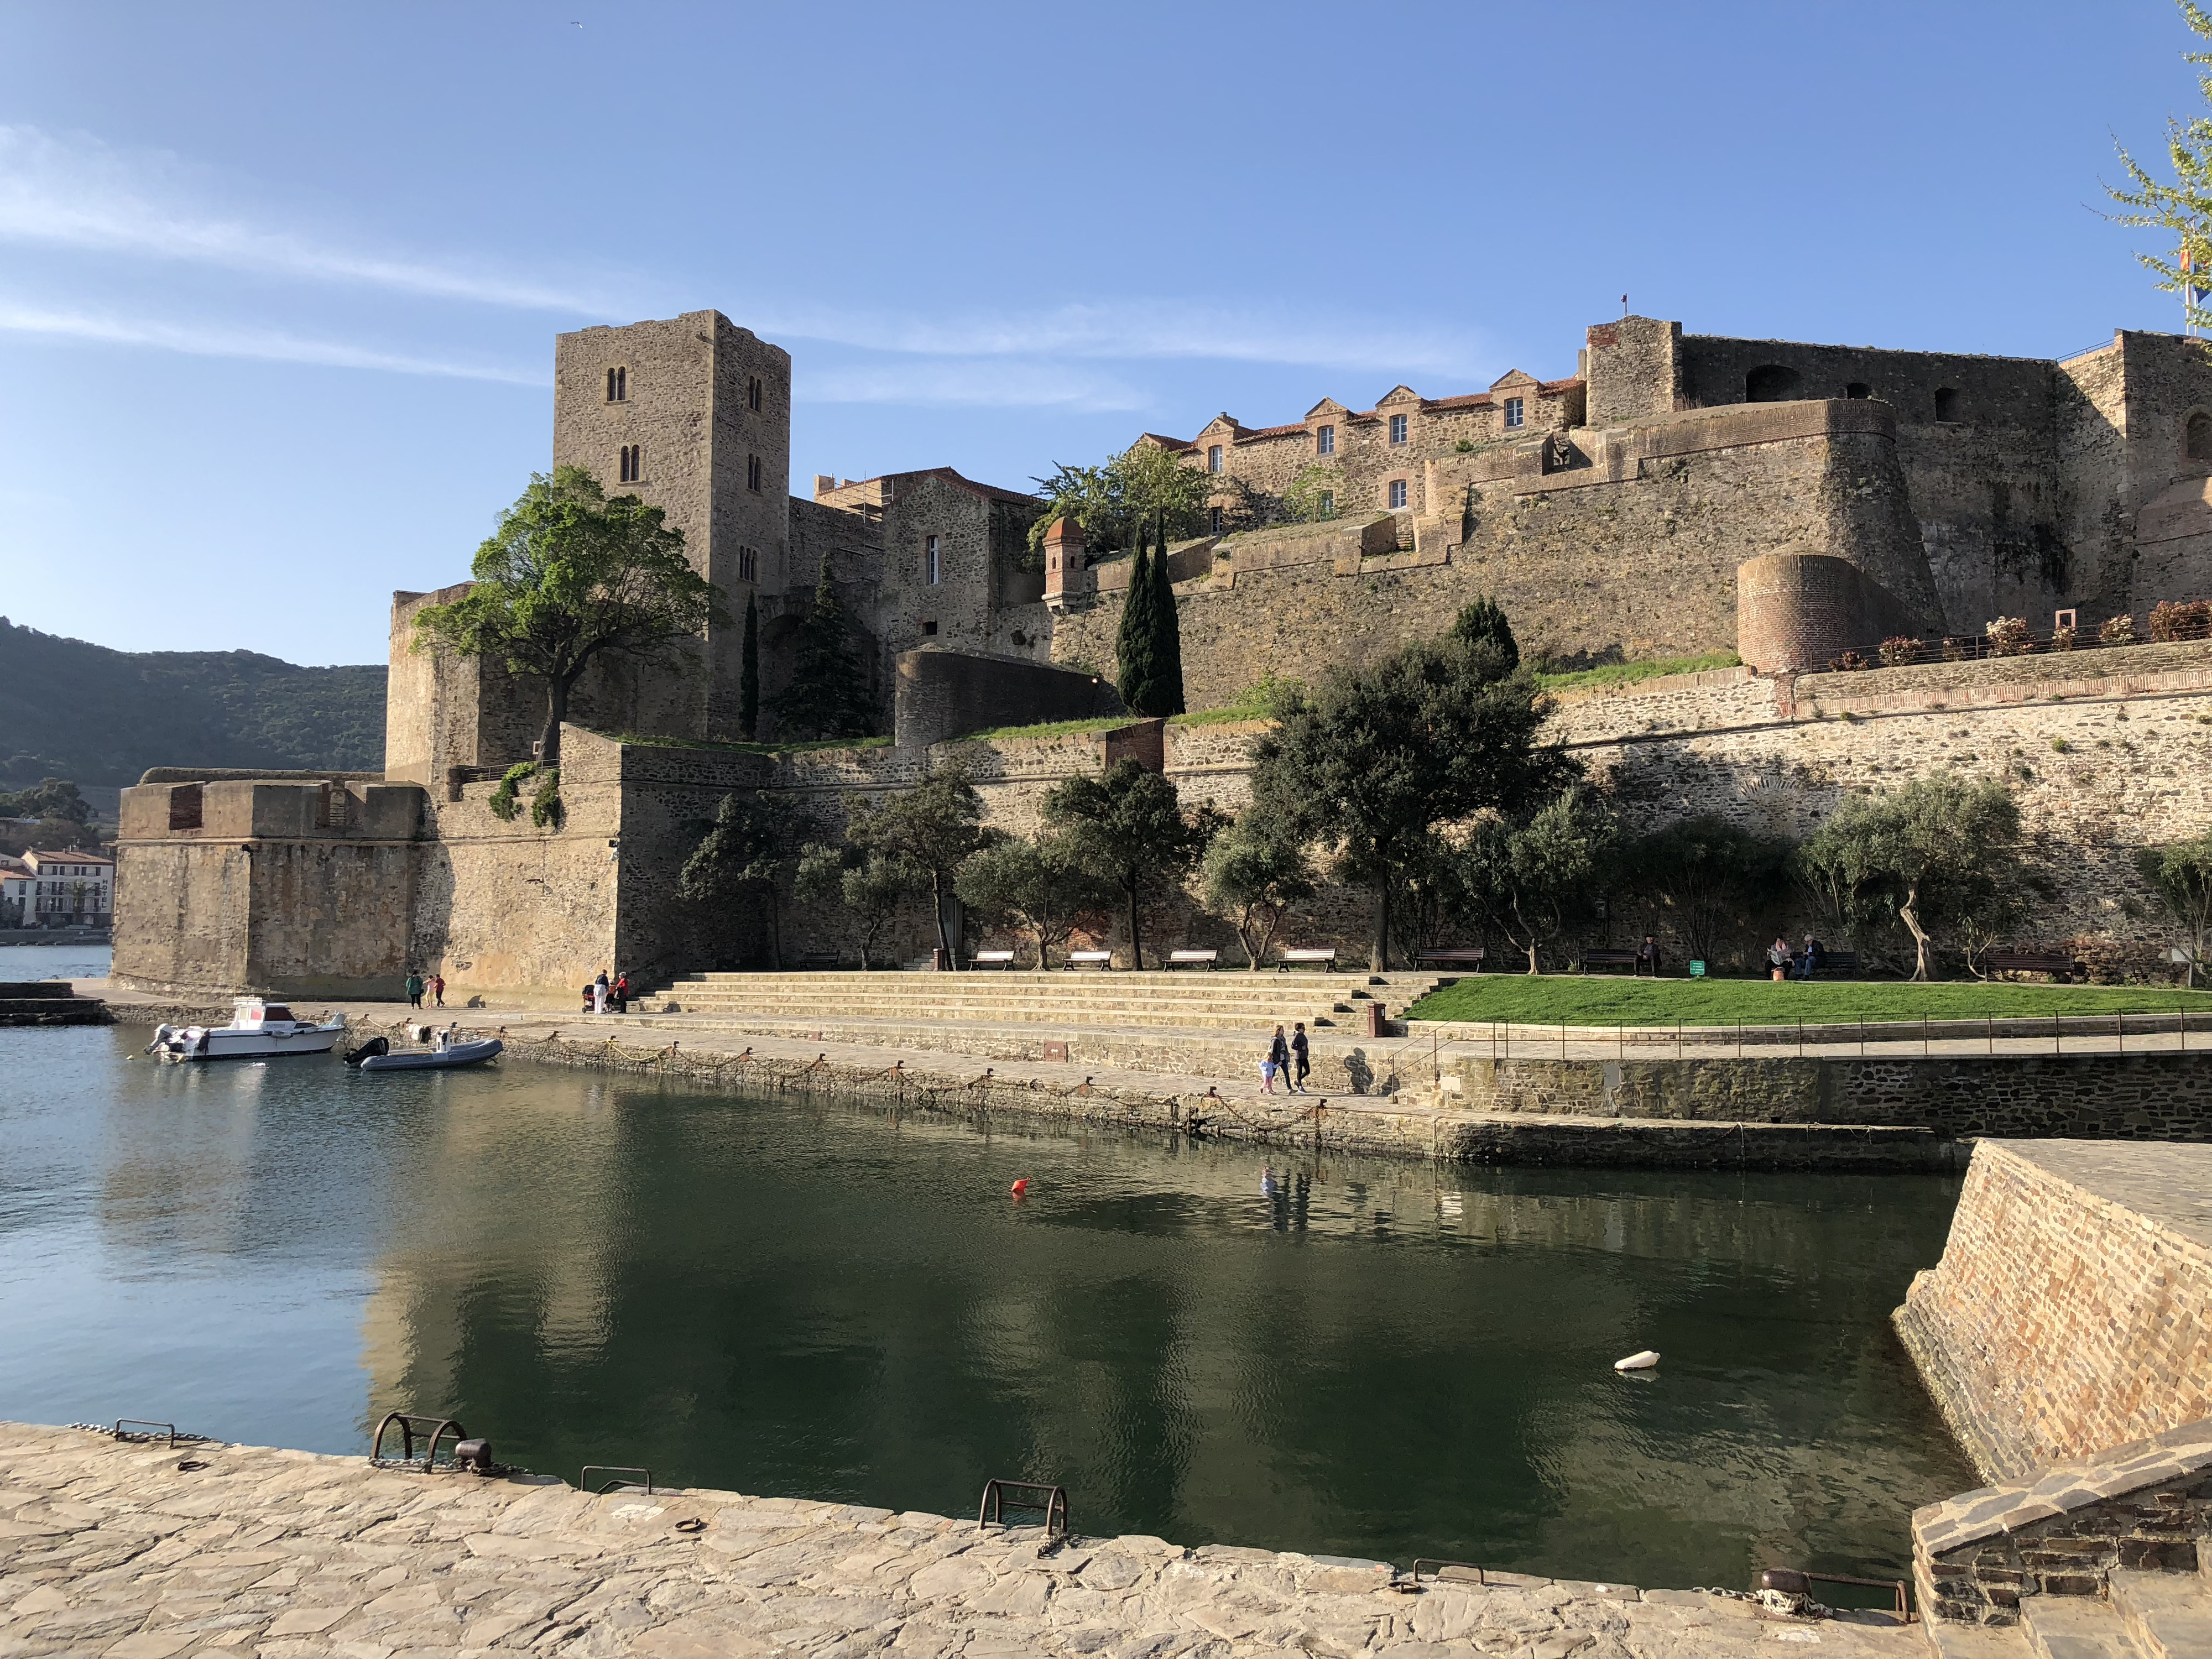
xmin=0 ymin=1420 xmax=1924 ymax=1658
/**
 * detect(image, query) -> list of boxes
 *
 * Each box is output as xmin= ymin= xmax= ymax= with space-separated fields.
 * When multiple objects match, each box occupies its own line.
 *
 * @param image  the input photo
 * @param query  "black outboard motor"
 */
xmin=343 ymin=1035 xmax=390 ymax=1067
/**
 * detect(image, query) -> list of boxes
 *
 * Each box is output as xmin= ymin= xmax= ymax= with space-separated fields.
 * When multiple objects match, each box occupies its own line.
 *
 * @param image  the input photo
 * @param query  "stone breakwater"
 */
xmin=0 ymin=1421 xmax=1923 ymax=1658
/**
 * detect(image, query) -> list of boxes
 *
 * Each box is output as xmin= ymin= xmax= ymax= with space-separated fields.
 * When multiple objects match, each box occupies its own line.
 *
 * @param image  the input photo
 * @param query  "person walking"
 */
xmin=1266 ymin=1024 xmax=1290 ymax=1095
xmin=1290 ymin=1021 xmax=1311 ymax=1092
xmin=431 ymin=972 xmax=446 ymax=1009
xmin=404 ymin=969 xmax=423 ymax=1009
xmin=592 ymin=971 xmax=609 ymax=1014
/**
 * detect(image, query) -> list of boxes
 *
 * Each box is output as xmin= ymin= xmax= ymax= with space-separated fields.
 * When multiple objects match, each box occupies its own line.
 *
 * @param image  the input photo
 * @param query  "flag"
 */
xmin=2185 ymin=245 xmax=2210 ymax=305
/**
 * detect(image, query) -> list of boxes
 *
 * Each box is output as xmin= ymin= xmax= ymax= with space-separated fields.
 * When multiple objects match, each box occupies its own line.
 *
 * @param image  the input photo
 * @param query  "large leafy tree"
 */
xmin=411 ymin=466 xmax=723 ymax=766
xmin=1201 ymin=815 xmax=1317 ymax=967
xmin=2137 ymin=833 xmax=2212 ymax=987
xmin=1044 ymin=759 xmax=1220 ymax=969
xmin=1796 ymin=776 xmax=2026 ymax=980
xmin=795 ymin=841 xmax=918 ymax=970
xmin=846 ymin=763 xmax=992 ymax=966
xmin=1029 ymin=440 xmax=1212 ymax=557
xmin=0 ymin=778 xmax=92 ymax=824
xmin=1624 ymin=815 xmax=1793 ymax=967
xmin=774 ymin=554 xmax=875 ymax=741
xmin=956 ymin=833 xmax=1113 ymax=968
xmin=680 ymin=789 xmax=797 ymax=968
xmin=1250 ymin=630 xmax=1562 ymax=970
xmin=1460 ymin=786 xmax=1618 ymax=974
xmin=2106 ymin=1 xmax=2212 ymax=335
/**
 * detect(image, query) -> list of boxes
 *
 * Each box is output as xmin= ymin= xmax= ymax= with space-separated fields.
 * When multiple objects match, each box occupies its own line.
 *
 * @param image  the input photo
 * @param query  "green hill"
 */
xmin=0 ymin=617 xmax=386 ymax=787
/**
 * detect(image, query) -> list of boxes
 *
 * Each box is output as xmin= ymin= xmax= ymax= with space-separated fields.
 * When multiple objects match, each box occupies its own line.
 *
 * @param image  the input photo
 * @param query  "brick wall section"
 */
xmin=1895 ymin=1140 xmax=2212 ymax=1483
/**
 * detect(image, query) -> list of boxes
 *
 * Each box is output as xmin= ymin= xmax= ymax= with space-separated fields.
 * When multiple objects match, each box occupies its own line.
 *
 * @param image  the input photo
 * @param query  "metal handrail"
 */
xmin=371 ymin=1412 xmax=467 ymax=1471
xmin=113 ymin=1419 xmax=179 ymax=1447
xmin=977 ymin=1478 xmax=1068 ymax=1537
xmin=1762 ymin=1568 xmax=1914 ymax=1624
xmin=582 ymin=1465 xmax=654 ymax=1494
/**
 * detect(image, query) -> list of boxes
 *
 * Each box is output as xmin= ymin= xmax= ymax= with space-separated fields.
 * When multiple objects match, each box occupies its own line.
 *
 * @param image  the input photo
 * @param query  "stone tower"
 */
xmin=552 ymin=310 xmax=791 ymax=740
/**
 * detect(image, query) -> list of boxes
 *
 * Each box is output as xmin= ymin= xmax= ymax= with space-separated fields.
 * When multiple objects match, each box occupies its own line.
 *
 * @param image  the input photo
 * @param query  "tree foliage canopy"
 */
xmin=411 ymin=466 xmax=722 ymax=765
xmin=2137 ymin=832 xmax=2212 ymax=987
xmin=773 ymin=555 xmax=875 ymax=741
xmin=2106 ymin=1 xmax=2212 ymax=335
xmin=1624 ymin=815 xmax=1792 ymax=966
xmin=1044 ymin=759 xmax=1220 ymax=969
xmin=1459 ymin=785 xmax=1618 ymax=973
xmin=1201 ymin=815 xmax=1317 ymax=967
xmin=680 ymin=789 xmax=796 ymax=967
xmin=1249 ymin=629 xmax=1562 ymax=969
xmin=846 ymin=763 xmax=991 ymax=962
xmin=1795 ymin=775 xmax=2026 ymax=980
xmin=1029 ymin=440 xmax=1212 ymax=556
xmin=796 ymin=841 xmax=918 ymax=969
xmin=1115 ymin=516 xmax=1187 ymax=717
xmin=1449 ymin=596 xmax=1521 ymax=672
xmin=956 ymin=833 xmax=1113 ymax=968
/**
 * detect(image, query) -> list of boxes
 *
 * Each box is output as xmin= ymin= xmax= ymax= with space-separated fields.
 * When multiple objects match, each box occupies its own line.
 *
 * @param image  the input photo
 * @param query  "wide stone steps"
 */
xmin=640 ymin=973 xmax=1437 ymax=1022
xmin=1925 ymin=1573 xmax=2212 ymax=1658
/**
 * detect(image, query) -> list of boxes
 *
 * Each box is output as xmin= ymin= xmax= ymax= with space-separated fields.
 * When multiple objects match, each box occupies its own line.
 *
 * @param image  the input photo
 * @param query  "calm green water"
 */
xmin=0 ymin=1020 xmax=1976 ymax=1592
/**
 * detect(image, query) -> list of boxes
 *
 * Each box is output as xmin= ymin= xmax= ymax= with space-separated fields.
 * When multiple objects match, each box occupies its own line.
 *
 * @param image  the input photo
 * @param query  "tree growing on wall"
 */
xmin=774 ymin=555 xmax=875 ymax=741
xmin=1459 ymin=786 xmax=1618 ymax=973
xmin=410 ymin=466 xmax=723 ymax=767
xmin=1449 ymin=596 xmax=1521 ymax=672
xmin=1114 ymin=515 xmax=1187 ymax=718
xmin=680 ymin=789 xmax=796 ymax=968
xmin=1044 ymin=759 xmax=1220 ymax=969
xmin=1623 ymin=815 xmax=1793 ymax=967
xmin=1795 ymin=775 xmax=2026 ymax=980
xmin=845 ymin=763 xmax=992 ymax=966
xmin=795 ymin=841 xmax=917 ymax=969
xmin=1029 ymin=440 xmax=1213 ymax=559
xmin=956 ymin=833 xmax=1113 ymax=968
xmin=1250 ymin=627 xmax=1562 ymax=970
xmin=2106 ymin=0 xmax=2212 ymax=336
xmin=739 ymin=593 xmax=761 ymax=740
xmin=2137 ymin=832 xmax=2212 ymax=987
xmin=1201 ymin=816 xmax=1317 ymax=967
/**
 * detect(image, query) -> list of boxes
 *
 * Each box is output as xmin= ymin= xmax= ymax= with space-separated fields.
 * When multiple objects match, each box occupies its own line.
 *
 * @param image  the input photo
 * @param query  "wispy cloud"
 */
xmin=0 ymin=301 xmax=544 ymax=383
xmin=0 ymin=126 xmax=609 ymax=312
xmin=802 ymin=357 xmax=1148 ymax=411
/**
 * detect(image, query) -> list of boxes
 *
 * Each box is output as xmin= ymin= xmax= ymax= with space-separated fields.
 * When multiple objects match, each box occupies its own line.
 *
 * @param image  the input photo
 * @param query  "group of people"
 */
xmin=1260 ymin=1021 xmax=1313 ymax=1093
xmin=1768 ymin=933 xmax=1829 ymax=980
xmin=403 ymin=970 xmax=444 ymax=1008
xmin=582 ymin=970 xmax=633 ymax=1014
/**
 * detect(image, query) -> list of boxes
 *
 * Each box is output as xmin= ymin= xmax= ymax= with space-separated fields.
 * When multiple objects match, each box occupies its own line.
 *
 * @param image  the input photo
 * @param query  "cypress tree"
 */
xmin=773 ymin=555 xmax=875 ymax=739
xmin=1115 ymin=522 xmax=1157 ymax=714
xmin=1448 ymin=594 xmax=1520 ymax=670
xmin=739 ymin=592 xmax=760 ymax=739
xmin=1149 ymin=508 xmax=1187 ymax=716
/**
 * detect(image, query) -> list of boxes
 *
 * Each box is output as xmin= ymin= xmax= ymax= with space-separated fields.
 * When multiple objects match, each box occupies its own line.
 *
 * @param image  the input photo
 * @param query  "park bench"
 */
xmin=1581 ymin=950 xmax=1640 ymax=974
xmin=1166 ymin=949 xmax=1219 ymax=970
xmin=1984 ymin=948 xmax=2086 ymax=982
xmin=1275 ymin=947 xmax=1338 ymax=971
xmin=967 ymin=950 xmax=1016 ymax=970
xmin=794 ymin=952 xmax=842 ymax=971
xmin=1418 ymin=947 xmax=1486 ymax=971
xmin=1065 ymin=951 xmax=1114 ymax=971
xmin=1808 ymin=950 xmax=1861 ymax=978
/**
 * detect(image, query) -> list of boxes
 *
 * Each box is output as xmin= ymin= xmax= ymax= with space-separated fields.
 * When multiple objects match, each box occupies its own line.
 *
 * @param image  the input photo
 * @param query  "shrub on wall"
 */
xmin=2051 ymin=623 xmax=2078 ymax=652
xmin=2150 ymin=598 xmax=2212 ymax=643
xmin=1985 ymin=617 xmax=2034 ymax=657
xmin=488 ymin=761 xmax=536 ymax=822
xmin=1879 ymin=637 xmax=1921 ymax=667
xmin=1830 ymin=650 xmax=1874 ymax=671
xmin=2101 ymin=613 xmax=2140 ymax=646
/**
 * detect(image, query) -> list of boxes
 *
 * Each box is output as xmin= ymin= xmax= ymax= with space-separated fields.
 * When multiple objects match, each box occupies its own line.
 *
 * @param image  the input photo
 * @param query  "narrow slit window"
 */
xmin=1388 ymin=479 xmax=1408 ymax=509
xmin=747 ymin=453 xmax=763 ymax=492
xmin=748 ymin=374 xmax=764 ymax=411
xmin=925 ymin=535 xmax=941 ymax=585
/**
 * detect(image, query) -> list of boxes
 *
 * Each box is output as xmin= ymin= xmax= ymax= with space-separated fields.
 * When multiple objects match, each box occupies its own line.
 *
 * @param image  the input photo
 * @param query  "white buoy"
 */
xmin=1614 ymin=1350 xmax=1660 ymax=1371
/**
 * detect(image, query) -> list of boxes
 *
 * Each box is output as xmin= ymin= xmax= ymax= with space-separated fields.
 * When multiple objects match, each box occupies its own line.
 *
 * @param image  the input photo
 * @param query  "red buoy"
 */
xmin=1010 ymin=1178 xmax=1030 ymax=1198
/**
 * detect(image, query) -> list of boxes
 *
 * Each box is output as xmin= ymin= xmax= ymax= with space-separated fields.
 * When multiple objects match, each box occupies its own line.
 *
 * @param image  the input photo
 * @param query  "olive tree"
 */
xmin=1044 ymin=759 xmax=1220 ymax=969
xmin=956 ymin=833 xmax=1113 ymax=968
xmin=680 ymin=790 xmax=796 ymax=968
xmin=1201 ymin=816 xmax=1317 ymax=967
xmin=2137 ymin=832 xmax=2212 ymax=987
xmin=1458 ymin=786 xmax=1619 ymax=974
xmin=795 ymin=842 xmax=919 ymax=970
xmin=845 ymin=763 xmax=992 ymax=966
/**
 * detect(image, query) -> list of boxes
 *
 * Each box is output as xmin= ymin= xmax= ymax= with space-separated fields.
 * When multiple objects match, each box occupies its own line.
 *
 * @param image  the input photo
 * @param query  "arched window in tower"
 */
xmin=618 ymin=445 xmax=641 ymax=483
xmin=2188 ymin=410 xmax=2212 ymax=461
xmin=1745 ymin=364 xmax=1801 ymax=402
xmin=747 ymin=454 xmax=763 ymax=492
xmin=606 ymin=367 xmax=627 ymax=402
xmin=748 ymin=374 xmax=763 ymax=411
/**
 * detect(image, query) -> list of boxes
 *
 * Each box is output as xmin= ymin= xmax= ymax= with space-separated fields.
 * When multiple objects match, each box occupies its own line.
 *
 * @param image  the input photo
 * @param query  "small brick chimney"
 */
xmin=1042 ymin=515 xmax=1092 ymax=609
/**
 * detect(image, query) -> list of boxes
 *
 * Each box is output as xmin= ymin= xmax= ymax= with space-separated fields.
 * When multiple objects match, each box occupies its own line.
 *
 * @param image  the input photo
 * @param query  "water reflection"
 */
xmin=0 ymin=1026 xmax=1976 ymax=1591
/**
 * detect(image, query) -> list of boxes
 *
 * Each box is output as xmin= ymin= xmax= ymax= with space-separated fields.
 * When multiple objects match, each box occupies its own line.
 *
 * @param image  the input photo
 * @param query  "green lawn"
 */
xmin=1405 ymin=973 xmax=2206 ymax=1027
xmin=1533 ymin=650 xmax=1740 ymax=692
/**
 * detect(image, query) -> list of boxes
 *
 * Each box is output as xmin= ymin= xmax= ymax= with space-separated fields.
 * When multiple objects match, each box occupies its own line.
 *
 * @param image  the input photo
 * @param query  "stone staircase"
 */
xmin=1916 ymin=1418 xmax=2212 ymax=1656
xmin=0 ymin=980 xmax=108 ymax=1026
xmin=635 ymin=969 xmax=1444 ymax=1035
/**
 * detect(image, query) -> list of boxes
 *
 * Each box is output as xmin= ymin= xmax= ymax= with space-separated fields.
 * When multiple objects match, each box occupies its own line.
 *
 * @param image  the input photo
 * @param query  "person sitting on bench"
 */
xmin=1794 ymin=934 xmax=1825 ymax=979
xmin=1635 ymin=935 xmax=1659 ymax=976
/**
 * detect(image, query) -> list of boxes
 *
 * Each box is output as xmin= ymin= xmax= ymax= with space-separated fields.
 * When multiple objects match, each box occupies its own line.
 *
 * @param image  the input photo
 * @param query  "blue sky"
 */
xmin=0 ymin=1 xmax=2201 ymax=665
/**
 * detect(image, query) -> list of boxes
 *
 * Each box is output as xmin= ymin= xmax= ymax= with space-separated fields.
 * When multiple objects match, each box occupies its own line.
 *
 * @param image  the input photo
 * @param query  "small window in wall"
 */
xmin=1209 ymin=505 xmax=1224 ymax=533
xmin=1319 ymin=489 xmax=1335 ymax=515
xmin=925 ymin=535 xmax=941 ymax=585
xmin=619 ymin=444 xmax=642 ymax=483
xmin=1388 ymin=479 xmax=1408 ymax=509
xmin=1746 ymin=364 xmax=1801 ymax=402
xmin=1316 ymin=424 xmax=1335 ymax=455
xmin=1389 ymin=413 xmax=1408 ymax=444
xmin=2187 ymin=410 xmax=2212 ymax=460
xmin=1846 ymin=382 xmax=1871 ymax=399
xmin=168 ymin=784 xmax=203 ymax=831
xmin=738 ymin=546 xmax=758 ymax=582
xmin=747 ymin=374 xmax=764 ymax=411
xmin=1934 ymin=387 xmax=1960 ymax=422
xmin=921 ymin=619 xmax=938 ymax=637
xmin=1207 ymin=444 xmax=1223 ymax=474
xmin=606 ymin=366 xmax=627 ymax=402
xmin=747 ymin=453 xmax=763 ymax=492
xmin=1503 ymin=397 xmax=1525 ymax=429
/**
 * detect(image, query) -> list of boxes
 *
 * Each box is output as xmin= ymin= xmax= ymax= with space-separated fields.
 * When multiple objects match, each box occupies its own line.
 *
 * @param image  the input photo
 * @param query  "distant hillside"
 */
xmin=0 ymin=618 xmax=386 ymax=787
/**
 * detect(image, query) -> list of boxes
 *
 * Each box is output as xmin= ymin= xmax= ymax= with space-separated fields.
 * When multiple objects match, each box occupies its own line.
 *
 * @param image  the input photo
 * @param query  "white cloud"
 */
xmin=0 ymin=125 xmax=609 ymax=312
xmin=0 ymin=301 xmax=544 ymax=384
xmin=801 ymin=357 xmax=1148 ymax=411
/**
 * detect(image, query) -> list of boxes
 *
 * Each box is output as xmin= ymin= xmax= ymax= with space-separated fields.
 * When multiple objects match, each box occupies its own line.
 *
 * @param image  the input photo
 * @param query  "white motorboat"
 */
xmin=148 ymin=998 xmax=346 ymax=1062
xmin=345 ymin=1028 xmax=503 ymax=1071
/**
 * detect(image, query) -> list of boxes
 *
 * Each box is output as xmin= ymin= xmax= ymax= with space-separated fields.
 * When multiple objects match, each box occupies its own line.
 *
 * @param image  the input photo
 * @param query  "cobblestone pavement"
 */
xmin=0 ymin=1423 xmax=1922 ymax=1658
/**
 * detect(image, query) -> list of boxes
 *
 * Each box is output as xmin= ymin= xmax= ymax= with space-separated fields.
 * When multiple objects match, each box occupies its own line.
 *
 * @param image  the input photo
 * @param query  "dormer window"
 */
xmin=1317 ymin=424 xmax=1335 ymax=456
xmin=607 ymin=367 xmax=627 ymax=402
xmin=1207 ymin=444 xmax=1223 ymax=474
xmin=1389 ymin=413 xmax=1408 ymax=445
xmin=1504 ymin=397 xmax=1525 ymax=429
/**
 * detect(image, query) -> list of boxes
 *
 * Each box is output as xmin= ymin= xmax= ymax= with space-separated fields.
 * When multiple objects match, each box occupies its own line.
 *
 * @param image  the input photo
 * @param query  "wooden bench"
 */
xmin=1418 ymin=947 xmax=1486 ymax=971
xmin=1166 ymin=950 xmax=1219 ymax=970
xmin=967 ymin=950 xmax=1016 ymax=970
xmin=794 ymin=952 xmax=842 ymax=971
xmin=1808 ymin=950 xmax=1861 ymax=978
xmin=1275 ymin=948 xmax=1338 ymax=971
xmin=1985 ymin=949 xmax=2085 ymax=982
xmin=1065 ymin=951 xmax=1113 ymax=971
xmin=1581 ymin=950 xmax=1639 ymax=974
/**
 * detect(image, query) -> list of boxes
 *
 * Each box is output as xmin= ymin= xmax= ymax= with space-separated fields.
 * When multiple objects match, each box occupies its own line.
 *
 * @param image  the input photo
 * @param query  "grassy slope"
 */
xmin=1533 ymin=650 xmax=1741 ymax=693
xmin=1406 ymin=973 xmax=2206 ymax=1026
